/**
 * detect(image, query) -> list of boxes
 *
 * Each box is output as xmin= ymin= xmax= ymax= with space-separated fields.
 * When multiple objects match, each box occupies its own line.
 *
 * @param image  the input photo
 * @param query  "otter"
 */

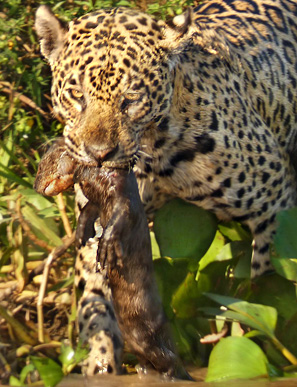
xmin=34 ymin=139 xmax=190 ymax=379
xmin=34 ymin=138 xmax=76 ymax=196
xmin=74 ymin=165 xmax=189 ymax=379
xmin=34 ymin=139 xmax=124 ymax=376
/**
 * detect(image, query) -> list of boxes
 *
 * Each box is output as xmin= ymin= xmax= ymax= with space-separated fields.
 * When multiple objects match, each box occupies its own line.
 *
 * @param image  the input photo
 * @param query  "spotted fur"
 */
xmin=75 ymin=232 xmax=123 ymax=376
xmin=35 ymin=0 xmax=297 ymax=280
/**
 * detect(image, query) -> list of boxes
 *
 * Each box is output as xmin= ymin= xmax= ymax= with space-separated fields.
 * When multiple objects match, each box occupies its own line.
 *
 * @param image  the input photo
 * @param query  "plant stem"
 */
xmin=272 ymin=337 xmax=297 ymax=365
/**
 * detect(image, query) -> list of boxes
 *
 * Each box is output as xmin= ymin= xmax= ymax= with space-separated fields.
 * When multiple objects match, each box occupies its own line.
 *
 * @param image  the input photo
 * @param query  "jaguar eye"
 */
xmin=125 ymin=92 xmax=142 ymax=101
xmin=70 ymin=89 xmax=84 ymax=100
xmin=120 ymin=92 xmax=143 ymax=112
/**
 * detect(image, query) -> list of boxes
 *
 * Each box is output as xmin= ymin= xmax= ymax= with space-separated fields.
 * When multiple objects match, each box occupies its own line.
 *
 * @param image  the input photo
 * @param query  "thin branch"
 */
xmin=0 ymin=81 xmax=50 ymax=119
xmin=28 ymin=233 xmax=75 ymax=284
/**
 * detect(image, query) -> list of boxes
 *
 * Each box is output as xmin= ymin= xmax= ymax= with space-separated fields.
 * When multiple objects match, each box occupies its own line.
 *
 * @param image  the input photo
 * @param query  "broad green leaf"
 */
xmin=154 ymin=199 xmax=217 ymax=262
xmin=59 ymin=346 xmax=75 ymax=374
xmin=218 ymin=221 xmax=251 ymax=242
xmin=116 ymin=0 xmax=133 ymax=5
xmin=18 ymin=187 xmax=56 ymax=211
xmin=274 ymin=208 xmax=297 ymax=258
xmin=248 ymin=274 xmax=297 ymax=321
xmin=9 ymin=376 xmax=23 ymax=386
xmin=0 ymin=132 xmax=13 ymax=168
xmin=31 ymin=356 xmax=64 ymax=387
xmin=197 ymin=239 xmax=251 ymax=280
xmin=232 ymin=243 xmax=252 ymax=278
xmin=171 ymin=317 xmax=209 ymax=363
xmin=59 ymin=343 xmax=88 ymax=374
xmin=271 ymin=256 xmax=297 ymax=282
xmin=171 ymin=272 xmax=211 ymax=318
xmin=245 ymin=330 xmax=266 ymax=339
xmin=154 ymin=257 xmax=189 ymax=317
xmin=278 ymin=311 xmax=297 ymax=359
xmin=215 ymin=241 xmax=251 ymax=269
xmin=38 ymin=206 xmax=61 ymax=218
xmin=197 ymin=230 xmax=226 ymax=271
xmin=205 ymin=293 xmax=277 ymax=338
xmin=206 ymin=336 xmax=268 ymax=381
xmin=272 ymin=207 xmax=297 ymax=281
xmin=19 ymin=364 xmax=35 ymax=384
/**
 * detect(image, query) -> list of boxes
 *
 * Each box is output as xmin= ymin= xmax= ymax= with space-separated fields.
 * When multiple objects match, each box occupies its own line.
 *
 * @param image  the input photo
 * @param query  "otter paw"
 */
xmin=97 ymin=227 xmax=123 ymax=270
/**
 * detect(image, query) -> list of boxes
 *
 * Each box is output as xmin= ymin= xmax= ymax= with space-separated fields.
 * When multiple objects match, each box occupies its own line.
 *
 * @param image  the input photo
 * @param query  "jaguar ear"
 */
xmin=35 ymin=5 xmax=67 ymax=65
xmin=160 ymin=8 xmax=193 ymax=53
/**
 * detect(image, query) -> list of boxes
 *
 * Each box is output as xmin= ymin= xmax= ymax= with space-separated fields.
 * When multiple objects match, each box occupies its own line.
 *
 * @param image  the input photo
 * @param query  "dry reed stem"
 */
xmin=56 ymin=193 xmax=73 ymax=237
xmin=37 ymin=233 xmax=75 ymax=343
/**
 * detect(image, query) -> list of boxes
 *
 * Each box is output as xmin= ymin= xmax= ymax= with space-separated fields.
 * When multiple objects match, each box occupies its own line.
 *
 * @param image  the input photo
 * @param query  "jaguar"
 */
xmin=34 ymin=0 xmax=297 ymax=378
xmin=35 ymin=0 xmax=297 ymax=277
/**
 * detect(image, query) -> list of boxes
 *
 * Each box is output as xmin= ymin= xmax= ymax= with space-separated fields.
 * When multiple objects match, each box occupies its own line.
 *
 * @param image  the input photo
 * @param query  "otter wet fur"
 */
xmin=34 ymin=139 xmax=189 ymax=379
xmin=74 ymin=165 xmax=190 ymax=379
xmin=34 ymin=139 xmax=124 ymax=376
xmin=34 ymin=138 xmax=76 ymax=196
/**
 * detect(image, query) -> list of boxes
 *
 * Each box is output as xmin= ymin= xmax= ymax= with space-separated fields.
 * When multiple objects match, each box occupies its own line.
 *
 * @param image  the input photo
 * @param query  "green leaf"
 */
xmin=59 ymin=345 xmax=75 ymax=374
xmin=197 ymin=230 xmax=226 ymax=271
xmin=248 ymin=274 xmax=297 ymax=321
xmin=154 ymin=257 xmax=189 ymax=317
xmin=58 ymin=343 xmax=88 ymax=374
xmin=272 ymin=207 xmax=297 ymax=281
xmin=31 ymin=356 xmax=64 ymax=387
xmin=218 ymin=221 xmax=251 ymax=241
xmin=278 ymin=311 xmax=297 ymax=360
xmin=18 ymin=188 xmax=55 ymax=211
xmin=271 ymin=256 xmax=297 ymax=282
xmin=0 ymin=163 xmax=31 ymax=188
xmin=171 ymin=272 xmax=211 ymax=318
xmin=0 ymin=139 xmax=33 ymax=179
xmin=154 ymin=199 xmax=217 ymax=262
xmin=150 ymin=231 xmax=161 ymax=260
xmin=206 ymin=336 xmax=268 ymax=381
xmin=22 ymin=203 xmax=62 ymax=247
xmin=19 ymin=364 xmax=35 ymax=384
xmin=197 ymin=238 xmax=251 ymax=280
xmin=205 ymin=293 xmax=277 ymax=338
xmin=9 ymin=376 xmax=23 ymax=386
xmin=245 ymin=329 xmax=266 ymax=339
xmin=274 ymin=208 xmax=297 ymax=258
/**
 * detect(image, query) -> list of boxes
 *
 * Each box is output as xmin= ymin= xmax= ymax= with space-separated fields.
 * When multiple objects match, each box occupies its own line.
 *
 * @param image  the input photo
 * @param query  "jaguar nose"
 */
xmin=85 ymin=144 xmax=119 ymax=162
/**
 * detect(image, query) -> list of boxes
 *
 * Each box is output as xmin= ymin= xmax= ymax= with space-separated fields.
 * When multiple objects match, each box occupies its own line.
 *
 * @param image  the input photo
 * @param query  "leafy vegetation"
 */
xmin=153 ymin=201 xmax=297 ymax=381
xmin=0 ymin=0 xmax=297 ymax=385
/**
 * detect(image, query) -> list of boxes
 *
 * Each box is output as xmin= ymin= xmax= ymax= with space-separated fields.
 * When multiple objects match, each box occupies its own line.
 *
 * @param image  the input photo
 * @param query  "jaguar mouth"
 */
xmin=102 ymin=160 xmax=132 ymax=170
